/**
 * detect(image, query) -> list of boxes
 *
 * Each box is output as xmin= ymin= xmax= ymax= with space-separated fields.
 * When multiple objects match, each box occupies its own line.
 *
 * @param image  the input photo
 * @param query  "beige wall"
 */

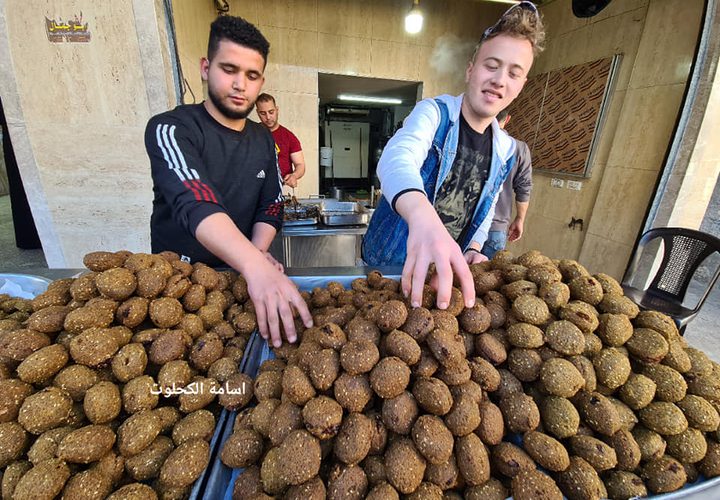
xmin=1 ymin=0 xmax=708 ymax=271
xmin=1 ymin=0 xmax=175 ymax=267
xmin=171 ymin=0 xmax=506 ymax=198
xmin=509 ymin=0 xmax=704 ymax=280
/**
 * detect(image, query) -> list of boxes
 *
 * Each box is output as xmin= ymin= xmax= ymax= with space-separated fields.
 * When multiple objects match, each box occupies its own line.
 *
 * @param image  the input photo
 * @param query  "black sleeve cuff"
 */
xmin=188 ymin=203 xmax=226 ymax=237
xmin=391 ymin=188 xmax=426 ymax=213
xmin=254 ymin=216 xmax=282 ymax=232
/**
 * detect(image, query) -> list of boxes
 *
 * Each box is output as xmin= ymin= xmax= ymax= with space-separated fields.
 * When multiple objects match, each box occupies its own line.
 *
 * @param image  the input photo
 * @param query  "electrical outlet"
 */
xmin=567 ymin=180 xmax=583 ymax=191
xmin=550 ymin=178 xmax=564 ymax=188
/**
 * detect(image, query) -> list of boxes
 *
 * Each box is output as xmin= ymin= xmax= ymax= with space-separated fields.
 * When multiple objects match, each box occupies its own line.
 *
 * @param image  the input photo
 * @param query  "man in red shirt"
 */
xmin=256 ymin=93 xmax=306 ymax=188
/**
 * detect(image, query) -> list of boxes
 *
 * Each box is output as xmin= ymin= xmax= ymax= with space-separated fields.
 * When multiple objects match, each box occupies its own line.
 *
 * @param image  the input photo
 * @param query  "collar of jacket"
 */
xmin=434 ymin=93 xmax=516 ymax=164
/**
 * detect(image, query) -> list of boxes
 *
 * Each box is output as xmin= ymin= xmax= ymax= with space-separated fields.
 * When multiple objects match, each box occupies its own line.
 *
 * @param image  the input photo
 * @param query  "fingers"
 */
xmin=401 ymin=253 xmax=416 ymax=301
xmin=433 ymin=257 xmax=453 ymax=309
xmin=467 ymin=252 xmax=481 ymax=264
xmin=277 ymin=297 xmax=297 ymax=344
xmin=264 ymin=296 xmax=283 ymax=348
xmin=291 ymin=289 xmax=314 ymax=329
xmin=254 ymin=300 xmax=269 ymax=343
xmin=452 ymin=252 xmax=476 ymax=308
xmin=410 ymin=254 xmax=431 ymax=308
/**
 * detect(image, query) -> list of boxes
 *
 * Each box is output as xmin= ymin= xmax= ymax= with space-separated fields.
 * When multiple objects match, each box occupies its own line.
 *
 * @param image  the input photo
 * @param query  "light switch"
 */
xmin=551 ymin=178 xmax=564 ymax=188
xmin=567 ymin=180 xmax=583 ymax=191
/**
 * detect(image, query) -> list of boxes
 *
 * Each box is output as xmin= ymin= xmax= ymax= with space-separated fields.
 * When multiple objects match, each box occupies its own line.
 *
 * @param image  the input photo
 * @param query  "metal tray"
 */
xmin=187 ymin=332 xmax=259 ymax=500
xmin=283 ymin=218 xmax=318 ymax=227
xmin=320 ymin=199 xmax=358 ymax=212
xmin=320 ymin=211 xmax=369 ymax=226
xmin=318 ymin=200 xmax=370 ymax=225
xmin=0 ymin=273 xmax=52 ymax=299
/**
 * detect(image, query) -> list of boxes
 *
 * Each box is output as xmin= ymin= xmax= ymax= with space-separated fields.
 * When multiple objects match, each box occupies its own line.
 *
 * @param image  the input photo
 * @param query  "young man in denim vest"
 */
xmin=363 ymin=2 xmax=545 ymax=311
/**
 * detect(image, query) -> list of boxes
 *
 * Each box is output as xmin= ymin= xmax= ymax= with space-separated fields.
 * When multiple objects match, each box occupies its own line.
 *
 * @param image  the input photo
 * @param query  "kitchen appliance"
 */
xmin=319 ymin=200 xmax=370 ymax=226
xmin=324 ymin=121 xmax=370 ymax=179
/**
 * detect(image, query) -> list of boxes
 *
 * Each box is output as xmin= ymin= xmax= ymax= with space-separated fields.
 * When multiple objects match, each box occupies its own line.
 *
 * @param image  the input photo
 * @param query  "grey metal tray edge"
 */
xmin=0 ymin=273 xmax=52 ymax=298
xmin=195 ymin=331 xmax=267 ymax=500
xmin=188 ymin=332 xmax=259 ymax=500
xmin=282 ymin=218 xmax=318 ymax=227
xmin=319 ymin=212 xmax=369 ymax=226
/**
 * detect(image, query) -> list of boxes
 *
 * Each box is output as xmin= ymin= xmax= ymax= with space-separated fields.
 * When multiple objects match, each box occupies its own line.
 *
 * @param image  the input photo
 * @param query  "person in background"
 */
xmin=145 ymin=15 xmax=312 ymax=347
xmin=481 ymin=109 xmax=532 ymax=258
xmin=362 ymin=1 xmax=545 ymax=311
xmin=256 ymin=93 xmax=306 ymax=189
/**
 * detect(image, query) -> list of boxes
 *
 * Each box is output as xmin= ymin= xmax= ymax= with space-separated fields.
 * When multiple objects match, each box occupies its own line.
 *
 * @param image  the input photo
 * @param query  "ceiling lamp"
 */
xmin=405 ymin=0 xmax=423 ymax=34
xmin=338 ymin=94 xmax=403 ymax=105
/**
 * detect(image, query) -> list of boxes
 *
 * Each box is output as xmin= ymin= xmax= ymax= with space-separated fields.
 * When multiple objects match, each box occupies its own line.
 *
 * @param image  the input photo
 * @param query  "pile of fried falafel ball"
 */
xmin=0 ymin=251 xmax=256 ymax=499
xmin=224 ymin=249 xmax=720 ymax=500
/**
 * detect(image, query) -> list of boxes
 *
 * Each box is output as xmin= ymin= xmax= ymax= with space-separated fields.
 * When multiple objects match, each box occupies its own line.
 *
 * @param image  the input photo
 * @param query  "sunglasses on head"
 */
xmin=480 ymin=1 xmax=539 ymax=42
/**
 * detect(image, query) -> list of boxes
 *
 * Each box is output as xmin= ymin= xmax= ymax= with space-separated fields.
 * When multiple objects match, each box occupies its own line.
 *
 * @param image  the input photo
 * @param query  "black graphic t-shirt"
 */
xmin=434 ymin=114 xmax=492 ymax=243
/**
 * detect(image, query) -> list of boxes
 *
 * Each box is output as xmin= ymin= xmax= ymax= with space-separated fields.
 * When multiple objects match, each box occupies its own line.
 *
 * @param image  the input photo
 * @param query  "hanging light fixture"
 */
xmin=404 ymin=0 xmax=423 ymax=34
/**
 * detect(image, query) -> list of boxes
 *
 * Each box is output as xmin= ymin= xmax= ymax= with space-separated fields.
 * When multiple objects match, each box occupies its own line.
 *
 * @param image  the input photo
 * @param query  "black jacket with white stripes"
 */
xmin=145 ymin=103 xmax=283 ymax=266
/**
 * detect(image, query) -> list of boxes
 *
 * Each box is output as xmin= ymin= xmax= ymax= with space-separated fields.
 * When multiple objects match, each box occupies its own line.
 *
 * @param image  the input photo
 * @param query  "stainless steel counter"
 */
xmin=270 ymin=224 xmax=369 ymax=268
xmin=281 ymin=225 xmax=367 ymax=237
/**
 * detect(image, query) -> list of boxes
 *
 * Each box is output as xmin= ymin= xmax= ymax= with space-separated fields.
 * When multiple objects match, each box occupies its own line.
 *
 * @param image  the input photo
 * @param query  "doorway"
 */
xmin=318 ymin=73 xmax=422 ymax=201
xmin=0 ymin=98 xmax=46 ymax=272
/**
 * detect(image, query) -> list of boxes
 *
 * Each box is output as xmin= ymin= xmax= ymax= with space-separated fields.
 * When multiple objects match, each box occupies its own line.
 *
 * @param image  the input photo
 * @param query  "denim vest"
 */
xmin=362 ymin=99 xmax=516 ymax=266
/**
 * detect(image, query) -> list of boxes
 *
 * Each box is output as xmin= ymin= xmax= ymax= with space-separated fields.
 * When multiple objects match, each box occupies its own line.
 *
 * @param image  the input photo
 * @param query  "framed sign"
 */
xmin=506 ymin=55 xmax=620 ymax=177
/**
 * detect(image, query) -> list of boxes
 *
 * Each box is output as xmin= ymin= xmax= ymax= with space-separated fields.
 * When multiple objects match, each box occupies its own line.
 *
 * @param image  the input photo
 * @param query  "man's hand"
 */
xmin=195 ymin=213 xmax=312 ymax=348
xmin=263 ymin=251 xmax=283 ymax=272
xmin=508 ymin=217 xmax=525 ymax=242
xmin=464 ymin=248 xmax=489 ymax=264
xmin=396 ymin=192 xmax=475 ymax=310
xmin=243 ymin=252 xmax=312 ymax=348
xmin=283 ymin=173 xmax=298 ymax=188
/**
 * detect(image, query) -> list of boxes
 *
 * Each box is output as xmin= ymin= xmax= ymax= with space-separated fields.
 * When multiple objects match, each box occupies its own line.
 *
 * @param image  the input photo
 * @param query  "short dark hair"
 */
xmin=256 ymin=93 xmax=276 ymax=106
xmin=208 ymin=15 xmax=270 ymax=65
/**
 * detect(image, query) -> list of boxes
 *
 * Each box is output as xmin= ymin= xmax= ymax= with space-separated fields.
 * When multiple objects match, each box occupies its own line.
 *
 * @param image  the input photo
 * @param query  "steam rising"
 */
xmin=429 ymin=34 xmax=476 ymax=75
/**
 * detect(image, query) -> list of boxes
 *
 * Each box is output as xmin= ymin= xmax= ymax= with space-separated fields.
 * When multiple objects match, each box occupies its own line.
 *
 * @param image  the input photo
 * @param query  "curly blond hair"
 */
xmin=472 ymin=3 xmax=546 ymax=61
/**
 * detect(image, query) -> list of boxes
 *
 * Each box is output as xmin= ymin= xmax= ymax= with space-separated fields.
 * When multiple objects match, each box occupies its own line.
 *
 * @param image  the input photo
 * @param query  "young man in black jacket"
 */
xmin=145 ymin=15 xmax=312 ymax=347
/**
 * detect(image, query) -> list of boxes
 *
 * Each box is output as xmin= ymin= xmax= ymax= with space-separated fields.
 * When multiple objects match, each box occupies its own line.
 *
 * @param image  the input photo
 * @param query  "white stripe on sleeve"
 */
xmin=160 ymin=124 xmax=191 ymax=182
xmin=156 ymin=124 xmax=186 ymax=182
xmin=168 ymin=125 xmax=199 ymax=180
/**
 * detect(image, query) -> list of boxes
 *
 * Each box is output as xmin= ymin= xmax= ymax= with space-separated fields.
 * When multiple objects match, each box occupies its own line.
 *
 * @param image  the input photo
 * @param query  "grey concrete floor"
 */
xmin=0 ymin=195 xmax=46 ymax=271
xmin=683 ymin=278 xmax=720 ymax=362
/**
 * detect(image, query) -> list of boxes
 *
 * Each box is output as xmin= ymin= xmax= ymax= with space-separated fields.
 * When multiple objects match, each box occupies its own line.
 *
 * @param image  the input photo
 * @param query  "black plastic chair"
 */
xmin=622 ymin=227 xmax=720 ymax=335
